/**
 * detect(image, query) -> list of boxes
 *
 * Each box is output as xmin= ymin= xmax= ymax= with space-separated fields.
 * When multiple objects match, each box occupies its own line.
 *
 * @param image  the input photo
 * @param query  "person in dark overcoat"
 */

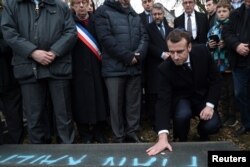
xmin=174 ymin=0 xmax=209 ymax=44
xmin=1 ymin=0 xmax=76 ymax=144
xmin=0 ymin=3 xmax=24 ymax=144
xmin=147 ymin=29 xmax=221 ymax=155
xmin=70 ymin=0 xmax=108 ymax=143
xmin=145 ymin=3 xmax=173 ymax=126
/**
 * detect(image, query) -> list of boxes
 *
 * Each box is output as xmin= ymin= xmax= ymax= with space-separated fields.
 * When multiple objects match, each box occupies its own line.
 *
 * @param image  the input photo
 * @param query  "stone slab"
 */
xmin=0 ymin=141 xmax=239 ymax=166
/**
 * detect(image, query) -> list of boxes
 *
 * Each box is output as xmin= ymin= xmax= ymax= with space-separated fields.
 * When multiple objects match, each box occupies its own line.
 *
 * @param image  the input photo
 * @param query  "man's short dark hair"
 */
xmin=216 ymin=1 xmax=232 ymax=11
xmin=166 ymin=28 xmax=192 ymax=44
xmin=206 ymin=0 xmax=218 ymax=4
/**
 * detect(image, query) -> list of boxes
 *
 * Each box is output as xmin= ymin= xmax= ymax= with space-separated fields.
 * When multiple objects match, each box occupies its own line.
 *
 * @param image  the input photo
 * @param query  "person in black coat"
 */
xmin=145 ymin=2 xmax=173 ymax=126
xmin=95 ymin=0 xmax=148 ymax=143
xmin=139 ymin=0 xmax=154 ymax=123
xmin=70 ymin=0 xmax=108 ymax=143
xmin=0 ymin=5 xmax=24 ymax=144
xmin=205 ymin=0 xmax=218 ymax=29
xmin=88 ymin=0 xmax=95 ymax=13
xmin=139 ymin=0 xmax=154 ymax=26
xmin=174 ymin=0 xmax=209 ymax=44
xmin=147 ymin=29 xmax=221 ymax=155
xmin=222 ymin=0 xmax=250 ymax=136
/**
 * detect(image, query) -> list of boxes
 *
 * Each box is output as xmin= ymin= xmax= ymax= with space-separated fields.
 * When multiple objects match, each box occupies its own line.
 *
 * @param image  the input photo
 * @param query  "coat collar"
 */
xmin=17 ymin=0 xmax=55 ymax=5
xmin=104 ymin=0 xmax=137 ymax=16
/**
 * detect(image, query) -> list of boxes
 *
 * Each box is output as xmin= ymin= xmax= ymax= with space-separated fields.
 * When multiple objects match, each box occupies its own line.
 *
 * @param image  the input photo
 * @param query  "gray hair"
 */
xmin=152 ymin=2 xmax=165 ymax=14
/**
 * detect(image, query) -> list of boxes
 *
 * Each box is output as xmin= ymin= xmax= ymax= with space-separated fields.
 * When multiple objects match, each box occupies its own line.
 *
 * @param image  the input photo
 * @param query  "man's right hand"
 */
xmin=146 ymin=133 xmax=172 ymax=156
xmin=162 ymin=52 xmax=170 ymax=60
xmin=31 ymin=50 xmax=55 ymax=65
xmin=130 ymin=57 xmax=138 ymax=65
xmin=236 ymin=43 xmax=249 ymax=56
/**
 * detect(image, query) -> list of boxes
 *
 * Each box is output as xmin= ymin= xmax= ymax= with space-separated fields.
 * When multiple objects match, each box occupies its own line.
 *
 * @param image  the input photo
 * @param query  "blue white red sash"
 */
xmin=76 ymin=23 xmax=102 ymax=61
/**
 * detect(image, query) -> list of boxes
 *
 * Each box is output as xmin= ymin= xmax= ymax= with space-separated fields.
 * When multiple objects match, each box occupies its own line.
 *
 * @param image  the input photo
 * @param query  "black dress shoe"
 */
xmin=199 ymin=135 xmax=210 ymax=141
xmin=81 ymin=135 xmax=93 ymax=144
xmin=235 ymin=126 xmax=250 ymax=137
xmin=112 ymin=137 xmax=124 ymax=143
xmin=126 ymin=133 xmax=142 ymax=143
xmin=94 ymin=133 xmax=108 ymax=143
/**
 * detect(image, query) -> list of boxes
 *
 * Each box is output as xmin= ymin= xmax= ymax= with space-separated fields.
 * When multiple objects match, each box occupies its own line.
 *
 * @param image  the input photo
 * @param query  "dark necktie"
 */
xmin=158 ymin=24 xmax=165 ymax=39
xmin=182 ymin=62 xmax=192 ymax=72
xmin=147 ymin=14 xmax=151 ymax=24
xmin=187 ymin=14 xmax=193 ymax=37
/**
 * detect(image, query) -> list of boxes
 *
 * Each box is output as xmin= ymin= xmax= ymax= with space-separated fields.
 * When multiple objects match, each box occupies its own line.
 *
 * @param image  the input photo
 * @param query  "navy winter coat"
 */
xmin=94 ymin=0 xmax=148 ymax=77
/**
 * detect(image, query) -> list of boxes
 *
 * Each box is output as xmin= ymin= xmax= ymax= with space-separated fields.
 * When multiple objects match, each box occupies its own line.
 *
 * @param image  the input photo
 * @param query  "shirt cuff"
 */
xmin=161 ymin=52 xmax=165 ymax=60
xmin=206 ymin=102 xmax=214 ymax=109
xmin=158 ymin=130 xmax=169 ymax=135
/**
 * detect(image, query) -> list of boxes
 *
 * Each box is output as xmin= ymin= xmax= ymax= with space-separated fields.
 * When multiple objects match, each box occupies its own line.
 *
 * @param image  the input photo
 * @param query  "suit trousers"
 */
xmin=174 ymin=99 xmax=221 ymax=141
xmin=20 ymin=79 xmax=75 ymax=144
xmin=0 ymin=87 xmax=24 ymax=144
xmin=104 ymin=76 xmax=141 ymax=139
xmin=232 ymin=67 xmax=250 ymax=128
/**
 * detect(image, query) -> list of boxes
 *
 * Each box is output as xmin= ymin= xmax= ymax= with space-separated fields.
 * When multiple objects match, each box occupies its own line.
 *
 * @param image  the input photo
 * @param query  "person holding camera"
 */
xmin=207 ymin=2 xmax=237 ymax=127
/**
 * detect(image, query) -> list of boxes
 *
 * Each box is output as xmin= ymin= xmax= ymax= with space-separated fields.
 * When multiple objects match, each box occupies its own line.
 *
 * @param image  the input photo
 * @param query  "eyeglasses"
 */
xmin=142 ymin=0 xmax=152 ymax=4
xmin=183 ymin=1 xmax=194 ymax=5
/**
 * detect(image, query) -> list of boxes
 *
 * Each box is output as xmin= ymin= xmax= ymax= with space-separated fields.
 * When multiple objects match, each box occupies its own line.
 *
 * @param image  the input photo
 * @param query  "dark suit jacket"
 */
xmin=145 ymin=19 xmax=173 ymax=93
xmin=155 ymin=44 xmax=221 ymax=132
xmin=208 ymin=12 xmax=216 ymax=29
xmin=174 ymin=11 xmax=209 ymax=44
xmin=0 ymin=10 xmax=18 ymax=93
xmin=139 ymin=11 xmax=150 ymax=26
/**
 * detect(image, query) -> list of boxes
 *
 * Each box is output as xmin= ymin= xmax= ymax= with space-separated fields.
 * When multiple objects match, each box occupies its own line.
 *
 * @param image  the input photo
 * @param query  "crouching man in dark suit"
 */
xmin=146 ymin=29 xmax=221 ymax=155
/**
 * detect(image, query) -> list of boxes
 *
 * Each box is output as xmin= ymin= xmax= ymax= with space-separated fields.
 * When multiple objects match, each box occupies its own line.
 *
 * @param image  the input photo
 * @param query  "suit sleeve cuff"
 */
xmin=206 ymin=102 xmax=214 ymax=109
xmin=161 ymin=52 xmax=165 ymax=59
xmin=158 ymin=130 xmax=169 ymax=136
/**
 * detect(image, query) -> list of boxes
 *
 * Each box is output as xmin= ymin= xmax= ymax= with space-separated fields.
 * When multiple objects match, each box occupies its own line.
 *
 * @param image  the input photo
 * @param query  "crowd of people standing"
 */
xmin=0 ymin=0 xmax=249 ymax=156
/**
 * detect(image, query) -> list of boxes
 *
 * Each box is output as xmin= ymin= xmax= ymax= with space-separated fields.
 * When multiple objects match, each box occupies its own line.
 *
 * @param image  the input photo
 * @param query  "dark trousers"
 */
xmin=0 ymin=119 xmax=2 ymax=145
xmin=174 ymin=99 xmax=221 ymax=141
xmin=0 ymin=87 xmax=24 ymax=144
xmin=220 ymin=73 xmax=236 ymax=119
xmin=21 ymin=79 xmax=75 ymax=144
xmin=232 ymin=68 xmax=250 ymax=128
xmin=104 ymin=76 xmax=141 ymax=139
xmin=145 ymin=93 xmax=157 ymax=126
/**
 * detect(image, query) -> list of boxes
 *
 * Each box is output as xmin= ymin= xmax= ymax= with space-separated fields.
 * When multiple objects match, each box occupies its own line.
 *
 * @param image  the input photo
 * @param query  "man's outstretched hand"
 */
xmin=146 ymin=133 xmax=173 ymax=156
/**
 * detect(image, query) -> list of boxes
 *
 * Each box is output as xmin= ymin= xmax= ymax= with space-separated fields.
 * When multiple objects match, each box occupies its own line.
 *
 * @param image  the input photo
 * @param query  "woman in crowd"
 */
xmin=70 ymin=0 xmax=108 ymax=143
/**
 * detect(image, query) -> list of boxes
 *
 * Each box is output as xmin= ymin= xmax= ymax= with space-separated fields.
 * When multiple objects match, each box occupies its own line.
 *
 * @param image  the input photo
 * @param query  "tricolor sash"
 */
xmin=76 ymin=23 xmax=102 ymax=61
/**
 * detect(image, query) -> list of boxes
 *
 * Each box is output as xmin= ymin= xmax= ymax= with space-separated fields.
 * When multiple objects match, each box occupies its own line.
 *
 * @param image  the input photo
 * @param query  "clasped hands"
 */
xmin=130 ymin=52 xmax=140 ymax=65
xmin=31 ymin=50 xmax=56 ymax=65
